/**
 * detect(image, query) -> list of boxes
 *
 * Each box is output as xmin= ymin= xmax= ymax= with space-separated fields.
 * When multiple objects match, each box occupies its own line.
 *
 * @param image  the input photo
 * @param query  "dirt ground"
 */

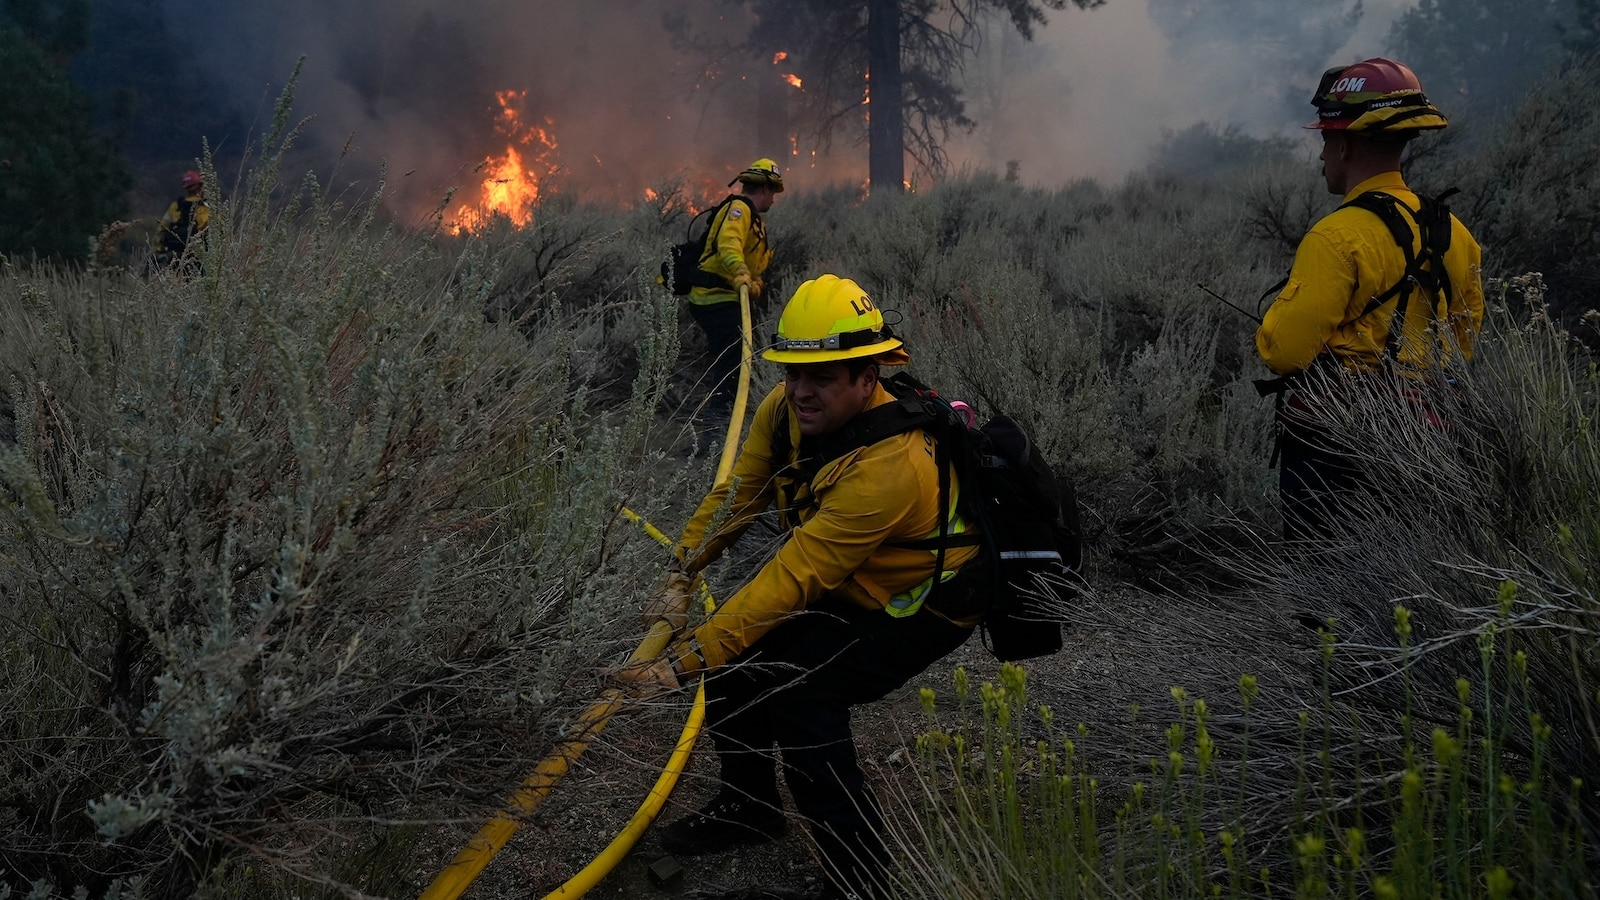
xmin=415 ymin=580 xmax=1319 ymax=900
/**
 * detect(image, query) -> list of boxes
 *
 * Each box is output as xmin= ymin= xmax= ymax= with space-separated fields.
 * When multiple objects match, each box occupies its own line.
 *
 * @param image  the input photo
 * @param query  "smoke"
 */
xmin=942 ymin=0 xmax=1420 ymax=184
xmin=155 ymin=0 xmax=773 ymax=220
xmin=136 ymin=0 xmax=1420 ymax=213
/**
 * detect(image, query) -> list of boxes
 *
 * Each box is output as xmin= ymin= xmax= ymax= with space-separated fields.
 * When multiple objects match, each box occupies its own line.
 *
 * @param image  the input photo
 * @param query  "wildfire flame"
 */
xmin=452 ymin=90 xmax=559 ymax=234
xmin=782 ymin=73 xmax=803 ymax=89
xmin=772 ymin=51 xmax=788 ymax=64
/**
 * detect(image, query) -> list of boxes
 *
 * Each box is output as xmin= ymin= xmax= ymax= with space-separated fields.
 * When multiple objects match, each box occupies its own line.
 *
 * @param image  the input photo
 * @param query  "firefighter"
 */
xmin=622 ymin=275 xmax=982 ymax=898
xmin=1256 ymin=57 xmax=1484 ymax=540
xmin=155 ymin=169 xmax=210 ymax=271
xmin=688 ymin=158 xmax=781 ymax=448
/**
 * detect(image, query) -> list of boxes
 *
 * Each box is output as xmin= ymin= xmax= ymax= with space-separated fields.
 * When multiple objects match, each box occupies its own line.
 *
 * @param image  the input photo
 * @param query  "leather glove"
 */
xmin=731 ymin=265 xmax=752 ymax=293
xmin=641 ymin=571 xmax=694 ymax=633
xmin=749 ymin=276 xmax=764 ymax=299
xmin=611 ymin=654 xmax=683 ymax=698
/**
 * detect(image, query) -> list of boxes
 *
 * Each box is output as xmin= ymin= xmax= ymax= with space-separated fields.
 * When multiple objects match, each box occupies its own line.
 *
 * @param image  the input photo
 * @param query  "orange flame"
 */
xmin=782 ymin=73 xmax=803 ymax=89
xmin=452 ymin=90 xmax=558 ymax=234
xmin=772 ymin=51 xmax=788 ymax=64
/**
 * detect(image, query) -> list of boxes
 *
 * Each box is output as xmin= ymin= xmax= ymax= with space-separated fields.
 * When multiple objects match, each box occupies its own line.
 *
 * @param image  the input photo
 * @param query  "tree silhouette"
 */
xmin=1389 ymin=0 xmax=1590 ymax=124
xmin=674 ymin=0 xmax=1105 ymax=194
xmin=0 ymin=0 xmax=127 ymax=262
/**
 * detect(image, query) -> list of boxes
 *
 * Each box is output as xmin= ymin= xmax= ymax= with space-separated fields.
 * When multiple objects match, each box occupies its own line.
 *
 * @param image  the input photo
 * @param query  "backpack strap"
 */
xmin=693 ymin=195 xmax=752 ymax=241
xmin=767 ymin=373 xmax=973 ymax=612
xmin=767 ymin=375 xmax=954 ymax=531
xmin=694 ymin=196 xmax=753 ymax=262
xmin=771 ymin=396 xmax=938 ymax=519
xmin=1339 ymin=189 xmax=1459 ymax=361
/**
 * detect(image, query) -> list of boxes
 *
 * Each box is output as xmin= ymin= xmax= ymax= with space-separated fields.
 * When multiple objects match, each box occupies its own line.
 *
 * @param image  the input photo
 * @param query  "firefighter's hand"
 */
xmin=642 ymin=571 xmax=694 ymax=633
xmin=749 ymin=276 xmax=764 ymax=299
xmin=611 ymin=654 xmax=683 ymax=698
xmin=732 ymin=265 xmax=753 ymax=294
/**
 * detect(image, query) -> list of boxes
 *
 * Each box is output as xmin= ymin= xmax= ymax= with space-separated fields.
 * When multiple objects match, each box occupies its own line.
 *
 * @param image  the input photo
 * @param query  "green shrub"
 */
xmin=0 ymin=120 xmax=681 ymax=895
xmin=900 ymin=624 xmax=1594 ymax=899
xmin=5 ymin=50 xmax=1597 ymax=895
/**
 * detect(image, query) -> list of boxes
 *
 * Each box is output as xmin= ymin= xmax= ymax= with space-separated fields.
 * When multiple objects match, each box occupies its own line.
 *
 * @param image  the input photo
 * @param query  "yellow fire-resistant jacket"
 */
xmin=687 ymin=194 xmax=771 ymax=306
xmin=669 ymin=381 xmax=978 ymax=674
xmin=159 ymin=194 xmax=210 ymax=252
xmin=1256 ymin=172 xmax=1484 ymax=376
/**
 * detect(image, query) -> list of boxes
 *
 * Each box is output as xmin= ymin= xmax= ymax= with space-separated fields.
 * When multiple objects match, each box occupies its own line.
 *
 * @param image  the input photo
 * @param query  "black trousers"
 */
xmin=703 ymin=599 xmax=972 ymax=893
xmin=687 ymin=301 xmax=743 ymax=426
xmin=1278 ymin=415 xmax=1361 ymax=542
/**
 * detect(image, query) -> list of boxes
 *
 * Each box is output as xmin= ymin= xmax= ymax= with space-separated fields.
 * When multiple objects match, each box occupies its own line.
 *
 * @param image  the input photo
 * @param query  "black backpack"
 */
xmin=771 ymin=372 xmax=1084 ymax=661
xmin=661 ymin=196 xmax=747 ymax=295
xmin=161 ymin=197 xmax=203 ymax=255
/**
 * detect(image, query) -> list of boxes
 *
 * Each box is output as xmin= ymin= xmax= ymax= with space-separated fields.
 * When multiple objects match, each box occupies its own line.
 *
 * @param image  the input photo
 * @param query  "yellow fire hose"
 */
xmin=420 ymin=286 xmax=754 ymax=899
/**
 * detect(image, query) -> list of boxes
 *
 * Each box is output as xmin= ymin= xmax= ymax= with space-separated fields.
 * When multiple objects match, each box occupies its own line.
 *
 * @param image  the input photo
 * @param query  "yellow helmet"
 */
xmin=763 ymin=275 xmax=909 ymax=365
xmin=730 ymin=158 xmax=784 ymax=193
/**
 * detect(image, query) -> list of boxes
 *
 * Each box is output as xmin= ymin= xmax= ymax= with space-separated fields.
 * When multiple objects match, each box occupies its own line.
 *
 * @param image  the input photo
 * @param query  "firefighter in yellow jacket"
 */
xmin=1256 ymin=57 xmax=1484 ymax=539
xmin=624 ymin=275 xmax=981 ymax=898
xmin=687 ymin=158 xmax=781 ymax=444
xmin=155 ymin=169 xmax=210 ymax=273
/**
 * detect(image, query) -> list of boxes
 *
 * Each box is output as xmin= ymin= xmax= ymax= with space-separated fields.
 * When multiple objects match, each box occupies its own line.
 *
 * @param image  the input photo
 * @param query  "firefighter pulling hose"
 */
xmin=426 ymin=273 xmax=1081 ymax=899
xmin=613 ymin=275 xmax=985 ymax=899
xmin=667 ymin=159 xmax=783 ymax=452
xmin=615 ymin=274 xmax=1081 ymax=898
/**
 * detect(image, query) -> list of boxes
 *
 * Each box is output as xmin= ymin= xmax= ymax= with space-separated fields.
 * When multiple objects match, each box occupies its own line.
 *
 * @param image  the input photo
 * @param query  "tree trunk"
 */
xmin=866 ymin=0 xmax=903 ymax=195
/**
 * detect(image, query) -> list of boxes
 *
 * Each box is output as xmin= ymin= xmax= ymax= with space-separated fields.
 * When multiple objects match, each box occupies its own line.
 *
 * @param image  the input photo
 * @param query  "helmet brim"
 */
xmin=732 ymin=175 xmax=784 ymax=193
xmin=761 ymin=337 xmax=904 ymax=365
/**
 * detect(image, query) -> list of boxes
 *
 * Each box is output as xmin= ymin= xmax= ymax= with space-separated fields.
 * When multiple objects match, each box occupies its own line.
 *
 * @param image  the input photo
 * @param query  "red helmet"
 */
xmin=181 ymin=170 xmax=203 ymax=190
xmin=1305 ymin=57 xmax=1448 ymax=134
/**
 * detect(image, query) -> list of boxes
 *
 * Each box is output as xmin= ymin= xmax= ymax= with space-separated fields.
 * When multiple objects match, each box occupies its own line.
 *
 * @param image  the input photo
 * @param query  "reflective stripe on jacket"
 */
xmin=1256 ymin=172 xmax=1484 ymax=377
xmin=687 ymin=194 xmax=771 ymax=306
xmin=673 ymin=382 xmax=978 ymax=670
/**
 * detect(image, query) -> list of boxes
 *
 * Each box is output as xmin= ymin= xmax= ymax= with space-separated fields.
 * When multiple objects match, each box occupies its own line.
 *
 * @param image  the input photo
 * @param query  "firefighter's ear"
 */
xmin=857 ymin=362 xmax=879 ymax=390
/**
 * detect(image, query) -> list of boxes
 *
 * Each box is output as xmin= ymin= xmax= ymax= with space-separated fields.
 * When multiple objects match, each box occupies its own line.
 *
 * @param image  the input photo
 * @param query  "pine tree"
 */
xmin=0 ymin=0 xmax=128 ymax=263
xmin=676 ymin=0 xmax=1105 ymax=194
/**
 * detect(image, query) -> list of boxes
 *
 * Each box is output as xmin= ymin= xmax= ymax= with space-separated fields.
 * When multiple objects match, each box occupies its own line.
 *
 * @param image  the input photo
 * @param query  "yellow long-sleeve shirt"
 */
xmin=1256 ymin=172 xmax=1484 ymax=376
xmin=687 ymin=195 xmax=772 ymax=306
xmin=671 ymin=382 xmax=978 ymax=672
xmin=158 ymin=194 xmax=210 ymax=254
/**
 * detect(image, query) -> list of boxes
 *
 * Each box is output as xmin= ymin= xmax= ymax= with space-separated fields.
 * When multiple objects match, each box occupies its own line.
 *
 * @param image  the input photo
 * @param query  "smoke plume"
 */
xmin=134 ymin=0 xmax=1420 ymax=216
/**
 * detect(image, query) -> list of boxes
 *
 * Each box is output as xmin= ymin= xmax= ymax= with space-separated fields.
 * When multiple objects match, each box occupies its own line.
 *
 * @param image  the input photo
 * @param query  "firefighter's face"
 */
xmin=1319 ymin=130 xmax=1349 ymax=195
xmin=783 ymin=361 xmax=877 ymax=438
xmin=744 ymin=183 xmax=777 ymax=213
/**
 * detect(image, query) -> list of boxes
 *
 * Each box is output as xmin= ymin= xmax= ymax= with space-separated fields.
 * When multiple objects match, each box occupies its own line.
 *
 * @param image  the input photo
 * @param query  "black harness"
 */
xmin=1254 ymin=188 xmax=1459 ymax=464
xmin=161 ymin=197 xmax=204 ymax=254
xmin=767 ymin=376 xmax=976 ymax=605
xmin=1341 ymin=187 xmax=1458 ymax=361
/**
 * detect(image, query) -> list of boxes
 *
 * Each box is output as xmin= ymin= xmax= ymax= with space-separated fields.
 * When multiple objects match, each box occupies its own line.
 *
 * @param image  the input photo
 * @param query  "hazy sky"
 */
xmin=947 ymin=0 xmax=1416 ymax=182
xmin=150 ymin=0 xmax=1421 ymax=217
